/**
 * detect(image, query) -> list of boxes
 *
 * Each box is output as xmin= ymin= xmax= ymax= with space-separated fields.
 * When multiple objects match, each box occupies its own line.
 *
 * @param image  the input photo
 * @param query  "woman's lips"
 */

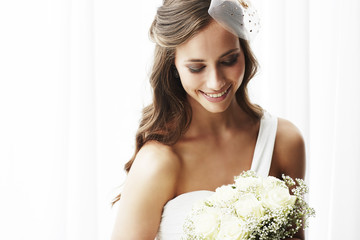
xmin=200 ymin=86 xmax=231 ymax=103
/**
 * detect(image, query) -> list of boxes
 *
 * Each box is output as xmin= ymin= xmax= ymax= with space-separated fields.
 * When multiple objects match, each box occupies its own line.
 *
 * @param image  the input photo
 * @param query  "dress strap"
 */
xmin=250 ymin=111 xmax=278 ymax=178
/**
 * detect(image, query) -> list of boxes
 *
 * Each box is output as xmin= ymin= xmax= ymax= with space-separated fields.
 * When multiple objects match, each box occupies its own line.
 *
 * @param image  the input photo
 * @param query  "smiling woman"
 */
xmin=175 ymin=21 xmax=246 ymax=113
xmin=110 ymin=0 xmax=306 ymax=239
xmin=1 ymin=0 xmax=359 ymax=239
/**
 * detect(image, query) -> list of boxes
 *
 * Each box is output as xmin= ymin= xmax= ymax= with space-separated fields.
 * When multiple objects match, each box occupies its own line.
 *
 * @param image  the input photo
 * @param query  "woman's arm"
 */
xmin=272 ymin=118 xmax=306 ymax=240
xmin=111 ymin=142 xmax=181 ymax=240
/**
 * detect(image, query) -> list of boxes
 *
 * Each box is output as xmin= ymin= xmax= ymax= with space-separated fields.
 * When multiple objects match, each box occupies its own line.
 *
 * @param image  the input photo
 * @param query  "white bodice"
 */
xmin=156 ymin=111 xmax=278 ymax=239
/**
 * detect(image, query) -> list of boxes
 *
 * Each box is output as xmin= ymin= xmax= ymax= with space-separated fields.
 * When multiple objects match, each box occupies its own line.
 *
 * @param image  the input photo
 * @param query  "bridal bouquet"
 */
xmin=182 ymin=171 xmax=315 ymax=240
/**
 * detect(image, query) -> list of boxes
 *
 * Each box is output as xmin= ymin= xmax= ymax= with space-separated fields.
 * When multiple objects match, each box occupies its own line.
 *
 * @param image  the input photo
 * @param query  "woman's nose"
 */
xmin=206 ymin=67 xmax=226 ymax=91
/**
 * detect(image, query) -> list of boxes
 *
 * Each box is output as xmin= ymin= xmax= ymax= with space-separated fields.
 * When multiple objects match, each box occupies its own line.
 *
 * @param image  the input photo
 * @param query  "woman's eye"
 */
xmin=221 ymin=54 xmax=239 ymax=66
xmin=188 ymin=65 xmax=205 ymax=73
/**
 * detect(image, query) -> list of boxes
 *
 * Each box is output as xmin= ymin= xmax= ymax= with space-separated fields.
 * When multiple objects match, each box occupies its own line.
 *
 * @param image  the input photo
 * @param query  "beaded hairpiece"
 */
xmin=208 ymin=0 xmax=261 ymax=41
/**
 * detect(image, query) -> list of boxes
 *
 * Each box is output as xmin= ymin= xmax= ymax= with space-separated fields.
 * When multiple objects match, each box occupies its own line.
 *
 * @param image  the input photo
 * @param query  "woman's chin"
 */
xmin=198 ymin=99 xmax=234 ymax=114
xmin=187 ymin=91 xmax=237 ymax=114
xmin=203 ymin=105 xmax=230 ymax=114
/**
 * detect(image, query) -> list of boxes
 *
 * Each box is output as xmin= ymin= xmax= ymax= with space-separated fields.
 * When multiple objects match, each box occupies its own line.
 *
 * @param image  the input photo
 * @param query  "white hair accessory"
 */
xmin=208 ymin=0 xmax=261 ymax=41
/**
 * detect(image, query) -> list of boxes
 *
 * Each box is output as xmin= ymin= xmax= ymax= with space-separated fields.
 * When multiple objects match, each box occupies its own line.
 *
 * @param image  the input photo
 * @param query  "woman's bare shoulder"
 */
xmin=134 ymin=140 xmax=181 ymax=178
xmin=138 ymin=140 xmax=181 ymax=161
xmin=273 ymin=118 xmax=306 ymax=179
xmin=276 ymin=118 xmax=305 ymax=146
xmin=111 ymin=141 xmax=181 ymax=239
xmin=126 ymin=140 xmax=182 ymax=201
xmin=273 ymin=118 xmax=306 ymax=239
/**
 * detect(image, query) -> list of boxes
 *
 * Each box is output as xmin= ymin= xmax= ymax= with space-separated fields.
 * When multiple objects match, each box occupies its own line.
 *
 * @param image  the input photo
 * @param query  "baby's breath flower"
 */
xmin=182 ymin=170 xmax=315 ymax=239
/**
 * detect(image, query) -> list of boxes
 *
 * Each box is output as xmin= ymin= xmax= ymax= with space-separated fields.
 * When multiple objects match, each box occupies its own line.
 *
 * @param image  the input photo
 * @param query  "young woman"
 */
xmin=111 ymin=0 xmax=306 ymax=239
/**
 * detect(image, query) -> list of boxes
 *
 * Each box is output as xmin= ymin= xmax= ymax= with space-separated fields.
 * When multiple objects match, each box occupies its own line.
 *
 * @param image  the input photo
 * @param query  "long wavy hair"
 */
xmin=112 ymin=0 xmax=262 ymax=206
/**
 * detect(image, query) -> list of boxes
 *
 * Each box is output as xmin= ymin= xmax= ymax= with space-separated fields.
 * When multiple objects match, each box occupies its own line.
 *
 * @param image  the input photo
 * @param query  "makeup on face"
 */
xmin=174 ymin=20 xmax=246 ymax=113
xmin=199 ymin=85 xmax=232 ymax=103
xmin=184 ymin=49 xmax=241 ymax=74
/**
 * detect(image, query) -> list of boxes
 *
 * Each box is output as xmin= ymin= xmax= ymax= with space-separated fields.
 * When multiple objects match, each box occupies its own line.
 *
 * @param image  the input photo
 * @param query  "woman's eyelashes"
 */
xmin=221 ymin=53 xmax=239 ymax=66
xmin=188 ymin=65 xmax=205 ymax=73
xmin=186 ymin=54 xmax=239 ymax=73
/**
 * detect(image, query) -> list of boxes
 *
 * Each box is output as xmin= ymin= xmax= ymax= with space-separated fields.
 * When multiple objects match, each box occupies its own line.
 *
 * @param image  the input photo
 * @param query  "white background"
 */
xmin=0 ymin=0 xmax=359 ymax=239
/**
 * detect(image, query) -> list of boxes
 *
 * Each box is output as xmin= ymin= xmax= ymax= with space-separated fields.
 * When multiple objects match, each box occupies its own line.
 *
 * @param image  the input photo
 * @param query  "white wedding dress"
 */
xmin=155 ymin=111 xmax=278 ymax=239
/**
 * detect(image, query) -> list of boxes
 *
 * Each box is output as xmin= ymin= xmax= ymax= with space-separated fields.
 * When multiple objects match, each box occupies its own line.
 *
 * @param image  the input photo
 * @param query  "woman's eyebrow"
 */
xmin=219 ymin=48 xmax=240 ymax=58
xmin=185 ymin=48 xmax=240 ymax=63
xmin=186 ymin=59 xmax=205 ymax=63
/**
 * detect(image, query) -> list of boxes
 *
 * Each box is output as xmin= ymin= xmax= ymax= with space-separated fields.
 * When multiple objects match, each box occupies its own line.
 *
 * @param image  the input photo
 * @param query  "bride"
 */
xmin=111 ymin=0 xmax=305 ymax=239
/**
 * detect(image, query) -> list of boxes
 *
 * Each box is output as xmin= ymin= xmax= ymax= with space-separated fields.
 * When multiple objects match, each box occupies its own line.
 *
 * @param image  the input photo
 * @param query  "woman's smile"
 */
xmin=199 ymin=85 xmax=232 ymax=103
xmin=175 ymin=20 xmax=245 ymax=113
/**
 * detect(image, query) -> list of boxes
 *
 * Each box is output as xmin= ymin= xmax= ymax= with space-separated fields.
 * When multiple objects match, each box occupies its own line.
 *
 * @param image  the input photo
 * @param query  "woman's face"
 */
xmin=174 ymin=20 xmax=245 ymax=113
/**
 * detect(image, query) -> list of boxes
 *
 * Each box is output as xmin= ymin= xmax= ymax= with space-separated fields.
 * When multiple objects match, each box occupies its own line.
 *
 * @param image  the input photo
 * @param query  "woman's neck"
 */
xmin=184 ymin=97 xmax=253 ymax=139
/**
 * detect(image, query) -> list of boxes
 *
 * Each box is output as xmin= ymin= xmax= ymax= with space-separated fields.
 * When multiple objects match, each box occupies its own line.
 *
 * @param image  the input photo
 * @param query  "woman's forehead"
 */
xmin=175 ymin=21 xmax=240 ymax=62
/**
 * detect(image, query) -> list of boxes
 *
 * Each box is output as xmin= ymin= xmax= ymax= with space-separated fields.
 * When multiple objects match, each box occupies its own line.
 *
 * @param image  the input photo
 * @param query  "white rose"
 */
xmin=216 ymin=215 xmax=248 ymax=240
xmin=261 ymin=184 xmax=297 ymax=210
xmin=192 ymin=208 xmax=219 ymax=238
xmin=234 ymin=176 xmax=263 ymax=193
xmin=262 ymin=176 xmax=287 ymax=189
xmin=234 ymin=193 xmax=264 ymax=219
xmin=208 ymin=185 xmax=237 ymax=207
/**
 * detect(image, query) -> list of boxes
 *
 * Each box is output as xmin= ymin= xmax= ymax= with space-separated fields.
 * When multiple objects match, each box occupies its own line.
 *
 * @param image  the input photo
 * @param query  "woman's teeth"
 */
xmin=204 ymin=88 xmax=229 ymax=98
